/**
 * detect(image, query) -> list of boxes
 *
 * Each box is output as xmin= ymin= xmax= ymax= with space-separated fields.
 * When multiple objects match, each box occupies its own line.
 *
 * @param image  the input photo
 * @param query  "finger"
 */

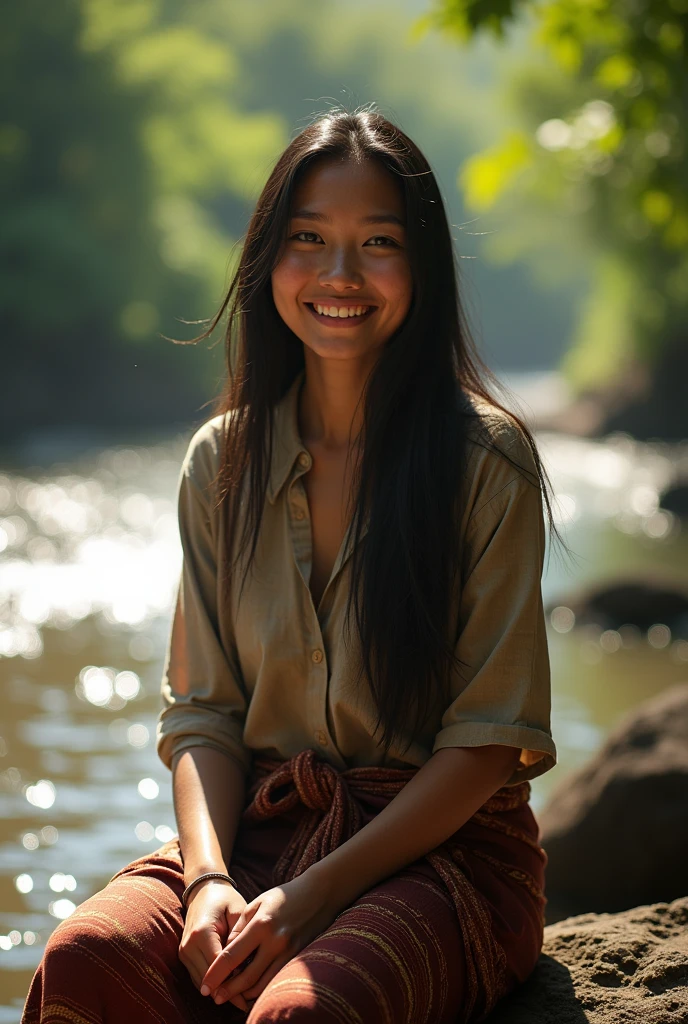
xmin=241 ymin=951 xmax=293 ymax=1002
xmin=202 ymin=926 xmax=258 ymax=993
xmin=180 ymin=944 xmax=210 ymax=992
xmin=218 ymin=945 xmax=273 ymax=1002
xmin=226 ymin=902 xmax=248 ymax=936
xmin=181 ymin=928 xmax=224 ymax=993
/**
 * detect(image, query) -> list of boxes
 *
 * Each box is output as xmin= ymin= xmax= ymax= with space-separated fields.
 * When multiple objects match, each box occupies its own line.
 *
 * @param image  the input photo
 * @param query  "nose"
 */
xmin=318 ymin=245 xmax=363 ymax=292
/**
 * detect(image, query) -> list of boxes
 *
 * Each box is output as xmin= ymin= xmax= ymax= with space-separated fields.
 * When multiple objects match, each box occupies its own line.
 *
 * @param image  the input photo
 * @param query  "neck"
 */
xmin=298 ymin=351 xmax=375 ymax=451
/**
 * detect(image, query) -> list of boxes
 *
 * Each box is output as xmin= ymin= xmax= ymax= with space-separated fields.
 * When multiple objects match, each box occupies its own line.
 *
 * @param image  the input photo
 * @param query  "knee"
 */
xmin=35 ymin=913 xmax=110 ymax=996
xmin=42 ymin=885 xmax=164 ymax=977
xmin=248 ymin=951 xmax=368 ymax=1023
xmin=42 ymin=904 xmax=122 ymax=969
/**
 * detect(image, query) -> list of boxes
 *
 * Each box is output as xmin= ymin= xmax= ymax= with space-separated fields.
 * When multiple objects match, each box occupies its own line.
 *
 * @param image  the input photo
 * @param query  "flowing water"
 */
xmin=1 ymin=394 xmax=687 ymax=1019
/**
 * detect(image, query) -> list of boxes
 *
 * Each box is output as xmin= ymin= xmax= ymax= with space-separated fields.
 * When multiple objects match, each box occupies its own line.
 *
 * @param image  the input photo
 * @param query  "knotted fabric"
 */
xmin=231 ymin=747 xmax=545 ymax=1023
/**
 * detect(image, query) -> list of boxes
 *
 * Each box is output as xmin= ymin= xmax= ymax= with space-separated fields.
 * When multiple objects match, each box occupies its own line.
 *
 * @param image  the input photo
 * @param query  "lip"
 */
xmin=306 ymin=299 xmax=377 ymax=307
xmin=304 ymin=302 xmax=376 ymax=328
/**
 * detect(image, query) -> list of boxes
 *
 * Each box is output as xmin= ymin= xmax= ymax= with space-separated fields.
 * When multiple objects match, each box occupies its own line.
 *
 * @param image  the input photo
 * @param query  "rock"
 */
xmin=545 ymin=578 xmax=688 ymax=637
xmin=487 ymin=897 xmax=688 ymax=1023
xmin=660 ymin=483 xmax=688 ymax=520
xmin=539 ymin=683 xmax=688 ymax=921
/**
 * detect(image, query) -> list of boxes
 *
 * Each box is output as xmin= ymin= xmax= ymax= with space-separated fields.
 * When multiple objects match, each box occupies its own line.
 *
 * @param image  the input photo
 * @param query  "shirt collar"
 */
xmin=267 ymin=369 xmax=307 ymax=505
xmin=266 ymin=368 xmax=369 ymax=561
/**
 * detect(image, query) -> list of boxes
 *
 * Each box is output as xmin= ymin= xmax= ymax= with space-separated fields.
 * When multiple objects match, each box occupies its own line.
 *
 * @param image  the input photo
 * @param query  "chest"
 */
xmin=301 ymin=447 xmax=354 ymax=610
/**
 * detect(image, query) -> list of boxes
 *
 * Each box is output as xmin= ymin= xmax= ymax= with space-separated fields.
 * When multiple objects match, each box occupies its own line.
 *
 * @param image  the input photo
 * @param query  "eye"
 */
xmin=365 ymin=236 xmax=400 ymax=248
xmin=290 ymin=231 xmax=321 ymax=243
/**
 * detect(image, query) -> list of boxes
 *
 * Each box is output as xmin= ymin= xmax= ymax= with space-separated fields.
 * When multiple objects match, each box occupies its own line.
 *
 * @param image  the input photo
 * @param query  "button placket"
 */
xmin=310 ymin=646 xmax=331 ymax=750
xmin=291 ymin=449 xmax=334 ymax=755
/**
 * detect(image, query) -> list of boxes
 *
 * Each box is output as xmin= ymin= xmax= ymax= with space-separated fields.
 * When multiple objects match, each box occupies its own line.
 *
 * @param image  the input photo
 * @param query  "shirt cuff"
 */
xmin=156 ymin=725 xmax=252 ymax=776
xmin=432 ymin=722 xmax=557 ymax=785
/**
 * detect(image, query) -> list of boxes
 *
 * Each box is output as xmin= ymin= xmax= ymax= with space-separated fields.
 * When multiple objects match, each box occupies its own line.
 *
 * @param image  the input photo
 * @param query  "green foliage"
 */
xmin=421 ymin=0 xmax=688 ymax=390
xmin=3 ymin=0 xmax=589 ymax=434
xmin=0 ymin=0 xmax=286 ymax=432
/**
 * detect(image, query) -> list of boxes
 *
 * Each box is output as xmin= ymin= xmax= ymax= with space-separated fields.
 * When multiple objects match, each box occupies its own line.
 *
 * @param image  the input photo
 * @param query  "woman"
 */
xmin=22 ymin=107 xmax=562 ymax=1024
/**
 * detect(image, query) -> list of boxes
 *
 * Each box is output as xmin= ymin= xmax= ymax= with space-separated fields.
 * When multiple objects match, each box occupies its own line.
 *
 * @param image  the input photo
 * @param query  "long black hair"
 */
xmin=175 ymin=105 xmax=567 ymax=759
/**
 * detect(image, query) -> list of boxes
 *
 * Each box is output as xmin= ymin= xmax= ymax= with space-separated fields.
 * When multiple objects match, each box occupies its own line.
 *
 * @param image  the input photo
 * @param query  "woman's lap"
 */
xmin=21 ymin=799 xmax=544 ymax=1024
xmin=250 ymin=863 xmax=464 ymax=1023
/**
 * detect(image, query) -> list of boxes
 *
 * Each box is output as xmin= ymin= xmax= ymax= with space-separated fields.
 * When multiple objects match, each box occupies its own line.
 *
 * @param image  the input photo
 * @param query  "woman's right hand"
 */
xmin=179 ymin=880 xmax=251 ymax=1012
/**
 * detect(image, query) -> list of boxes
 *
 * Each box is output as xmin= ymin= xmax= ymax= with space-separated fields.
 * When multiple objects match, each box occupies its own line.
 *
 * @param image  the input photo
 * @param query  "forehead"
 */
xmin=290 ymin=157 xmax=404 ymax=215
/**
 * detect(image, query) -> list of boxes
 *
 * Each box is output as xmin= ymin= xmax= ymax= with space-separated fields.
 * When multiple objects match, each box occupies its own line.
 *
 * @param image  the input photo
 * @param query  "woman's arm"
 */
xmin=307 ymin=744 xmax=520 ymax=912
xmin=173 ymin=747 xmax=246 ymax=887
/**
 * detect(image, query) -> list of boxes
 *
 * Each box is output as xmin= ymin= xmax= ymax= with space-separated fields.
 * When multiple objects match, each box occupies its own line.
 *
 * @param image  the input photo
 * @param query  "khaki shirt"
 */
xmin=156 ymin=370 xmax=557 ymax=787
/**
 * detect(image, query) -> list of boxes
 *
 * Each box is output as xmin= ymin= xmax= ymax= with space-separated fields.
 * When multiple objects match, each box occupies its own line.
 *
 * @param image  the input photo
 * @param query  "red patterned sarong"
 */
xmin=21 ymin=748 xmax=546 ymax=1023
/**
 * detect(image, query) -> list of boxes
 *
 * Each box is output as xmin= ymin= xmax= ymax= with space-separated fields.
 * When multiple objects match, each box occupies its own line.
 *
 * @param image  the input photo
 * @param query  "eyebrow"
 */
xmin=291 ymin=209 xmax=406 ymax=228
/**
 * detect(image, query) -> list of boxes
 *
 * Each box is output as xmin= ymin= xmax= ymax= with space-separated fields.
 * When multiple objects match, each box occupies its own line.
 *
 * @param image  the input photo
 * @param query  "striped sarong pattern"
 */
xmin=21 ymin=748 xmax=547 ymax=1023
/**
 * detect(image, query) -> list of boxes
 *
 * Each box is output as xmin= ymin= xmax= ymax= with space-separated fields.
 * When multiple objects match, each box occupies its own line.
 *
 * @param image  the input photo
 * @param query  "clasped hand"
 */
xmin=201 ymin=869 xmax=340 ymax=1010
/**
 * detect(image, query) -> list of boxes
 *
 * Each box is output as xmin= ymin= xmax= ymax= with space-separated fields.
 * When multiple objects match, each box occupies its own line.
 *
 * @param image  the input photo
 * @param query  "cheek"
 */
xmin=377 ymin=260 xmax=413 ymax=312
xmin=271 ymin=255 xmax=309 ymax=303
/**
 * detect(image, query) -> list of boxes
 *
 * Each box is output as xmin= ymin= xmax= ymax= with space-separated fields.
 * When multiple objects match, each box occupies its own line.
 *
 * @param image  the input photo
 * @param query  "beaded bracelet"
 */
xmin=182 ymin=872 xmax=238 ymax=908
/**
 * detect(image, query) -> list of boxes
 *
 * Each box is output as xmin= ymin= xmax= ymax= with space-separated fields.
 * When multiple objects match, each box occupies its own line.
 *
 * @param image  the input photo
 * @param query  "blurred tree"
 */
xmin=419 ymin=0 xmax=688 ymax=437
xmin=0 ymin=0 xmax=285 ymax=439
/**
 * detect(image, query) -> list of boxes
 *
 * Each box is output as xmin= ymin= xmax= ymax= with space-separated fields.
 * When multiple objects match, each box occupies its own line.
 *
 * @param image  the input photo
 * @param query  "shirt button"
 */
xmin=316 ymin=730 xmax=328 ymax=746
xmin=298 ymin=452 xmax=311 ymax=469
xmin=294 ymin=508 xmax=305 ymax=521
xmin=311 ymin=648 xmax=323 ymax=664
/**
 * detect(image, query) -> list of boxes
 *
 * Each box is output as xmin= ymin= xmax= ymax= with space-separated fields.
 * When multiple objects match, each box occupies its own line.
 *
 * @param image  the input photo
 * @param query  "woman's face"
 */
xmin=271 ymin=157 xmax=413 ymax=365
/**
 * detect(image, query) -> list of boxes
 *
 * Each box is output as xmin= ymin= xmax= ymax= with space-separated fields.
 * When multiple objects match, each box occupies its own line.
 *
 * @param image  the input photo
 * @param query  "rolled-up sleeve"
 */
xmin=432 ymin=458 xmax=557 ymax=786
xmin=156 ymin=423 xmax=252 ymax=775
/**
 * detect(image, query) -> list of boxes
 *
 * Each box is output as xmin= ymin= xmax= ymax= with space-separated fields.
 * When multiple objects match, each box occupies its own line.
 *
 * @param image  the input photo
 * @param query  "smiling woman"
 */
xmin=22 ymin=105 xmax=563 ymax=1024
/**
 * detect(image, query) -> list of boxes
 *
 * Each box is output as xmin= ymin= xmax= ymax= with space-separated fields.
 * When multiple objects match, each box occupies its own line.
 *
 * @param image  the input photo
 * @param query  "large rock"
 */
xmin=488 ymin=897 xmax=688 ymax=1024
xmin=544 ymin=578 xmax=688 ymax=636
xmin=539 ymin=683 xmax=688 ymax=921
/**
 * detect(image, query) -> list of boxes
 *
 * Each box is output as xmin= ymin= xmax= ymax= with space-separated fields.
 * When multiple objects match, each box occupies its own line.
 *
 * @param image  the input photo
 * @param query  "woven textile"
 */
xmin=21 ymin=748 xmax=546 ymax=1023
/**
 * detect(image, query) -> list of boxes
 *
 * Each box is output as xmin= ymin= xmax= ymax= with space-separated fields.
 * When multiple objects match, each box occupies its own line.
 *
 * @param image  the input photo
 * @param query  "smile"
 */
xmin=304 ymin=303 xmax=376 ymax=328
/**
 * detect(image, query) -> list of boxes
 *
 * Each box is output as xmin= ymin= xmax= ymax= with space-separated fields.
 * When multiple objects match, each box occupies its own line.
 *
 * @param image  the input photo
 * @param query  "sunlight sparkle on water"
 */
xmin=155 ymin=825 xmax=176 ymax=842
xmin=135 ymin=821 xmax=155 ymax=842
xmin=49 ymin=899 xmax=76 ymax=919
xmin=648 ymin=624 xmax=671 ymax=648
xmin=0 ymin=444 xmax=182 ymax=663
xmin=138 ymin=778 xmax=159 ymax=800
xmin=115 ymin=671 xmax=141 ymax=700
xmin=550 ymin=606 xmax=575 ymax=633
xmin=127 ymin=724 xmax=149 ymax=747
xmin=25 ymin=780 xmax=56 ymax=809
xmin=49 ymin=873 xmax=76 ymax=893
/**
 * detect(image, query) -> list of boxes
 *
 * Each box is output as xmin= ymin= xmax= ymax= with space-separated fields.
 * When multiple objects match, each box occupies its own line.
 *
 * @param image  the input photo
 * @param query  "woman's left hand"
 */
xmin=200 ymin=868 xmax=341 ymax=1008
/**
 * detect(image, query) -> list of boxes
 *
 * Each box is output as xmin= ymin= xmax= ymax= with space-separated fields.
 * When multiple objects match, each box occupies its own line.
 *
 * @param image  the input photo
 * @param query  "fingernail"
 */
xmin=200 ymin=985 xmax=209 ymax=996
xmin=215 ymin=992 xmax=227 ymax=1005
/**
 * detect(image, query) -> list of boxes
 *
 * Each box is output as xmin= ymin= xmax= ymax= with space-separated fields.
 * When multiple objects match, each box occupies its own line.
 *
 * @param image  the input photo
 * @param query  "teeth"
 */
xmin=314 ymin=304 xmax=369 ymax=318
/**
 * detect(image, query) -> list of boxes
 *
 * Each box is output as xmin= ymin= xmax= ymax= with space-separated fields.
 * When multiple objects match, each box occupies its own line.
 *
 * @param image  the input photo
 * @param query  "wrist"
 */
xmin=184 ymin=878 xmax=231 ymax=906
xmin=183 ymin=862 xmax=229 ymax=888
xmin=183 ymin=871 xmax=238 ymax=907
xmin=302 ymin=857 xmax=351 ymax=916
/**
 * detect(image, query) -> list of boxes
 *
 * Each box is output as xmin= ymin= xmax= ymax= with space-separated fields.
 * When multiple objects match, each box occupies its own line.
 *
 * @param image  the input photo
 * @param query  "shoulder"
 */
xmin=457 ymin=390 xmax=542 ymax=522
xmin=180 ymin=413 xmax=229 ymax=493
